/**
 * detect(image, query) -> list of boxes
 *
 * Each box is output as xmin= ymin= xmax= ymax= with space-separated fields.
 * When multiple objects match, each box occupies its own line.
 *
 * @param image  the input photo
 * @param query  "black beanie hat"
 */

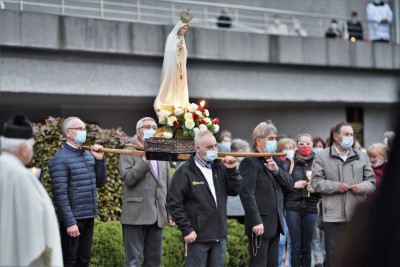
xmin=3 ymin=114 xmax=33 ymax=139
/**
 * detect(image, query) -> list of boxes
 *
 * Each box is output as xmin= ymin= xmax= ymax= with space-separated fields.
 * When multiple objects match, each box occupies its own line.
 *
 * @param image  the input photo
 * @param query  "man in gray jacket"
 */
xmin=311 ymin=122 xmax=375 ymax=267
xmin=119 ymin=117 xmax=173 ymax=267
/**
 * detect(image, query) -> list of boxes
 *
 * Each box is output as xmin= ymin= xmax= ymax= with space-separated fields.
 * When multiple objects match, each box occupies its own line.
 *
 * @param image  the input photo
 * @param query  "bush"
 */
xmin=30 ymin=117 xmax=132 ymax=221
xmin=226 ymin=219 xmax=249 ymax=267
xmin=91 ymin=220 xmax=125 ymax=267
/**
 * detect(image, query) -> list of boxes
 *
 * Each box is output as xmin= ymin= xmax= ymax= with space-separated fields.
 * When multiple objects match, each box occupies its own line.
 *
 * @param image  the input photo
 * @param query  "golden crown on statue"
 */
xmin=179 ymin=9 xmax=193 ymax=23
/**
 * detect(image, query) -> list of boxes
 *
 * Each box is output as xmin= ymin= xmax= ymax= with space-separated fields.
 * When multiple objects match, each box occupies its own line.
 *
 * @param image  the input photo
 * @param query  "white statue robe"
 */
xmin=0 ymin=152 xmax=63 ymax=267
xmin=154 ymin=20 xmax=189 ymax=115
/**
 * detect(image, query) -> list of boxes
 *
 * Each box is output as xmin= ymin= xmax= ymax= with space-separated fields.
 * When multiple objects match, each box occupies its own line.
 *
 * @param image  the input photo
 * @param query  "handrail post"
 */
xmin=395 ymin=0 xmax=399 ymax=44
xmin=100 ymin=0 xmax=104 ymax=18
xmin=61 ymin=0 xmax=64 ymax=15
xmin=137 ymin=0 xmax=141 ymax=21
xmin=264 ymin=13 xmax=268 ymax=33
xmin=171 ymin=3 xmax=175 ymax=24
xmin=204 ymin=6 xmax=208 ymax=27
xmin=234 ymin=8 xmax=239 ymax=28
xmin=20 ymin=0 xmax=23 ymax=11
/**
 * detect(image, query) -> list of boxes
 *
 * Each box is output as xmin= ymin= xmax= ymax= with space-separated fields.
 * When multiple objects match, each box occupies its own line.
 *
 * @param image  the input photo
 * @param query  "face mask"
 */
xmin=298 ymin=146 xmax=313 ymax=156
xmin=236 ymin=157 xmax=245 ymax=162
xmin=313 ymin=147 xmax=323 ymax=154
xmin=373 ymin=0 xmax=381 ymax=4
xmin=372 ymin=159 xmax=384 ymax=168
xmin=265 ymin=140 xmax=277 ymax=153
xmin=74 ymin=130 xmax=87 ymax=145
xmin=274 ymin=19 xmax=280 ymax=25
xmin=340 ymin=136 xmax=353 ymax=149
xmin=222 ymin=142 xmax=231 ymax=150
xmin=204 ymin=150 xmax=218 ymax=162
xmin=283 ymin=149 xmax=295 ymax=160
xmin=383 ymin=137 xmax=388 ymax=146
xmin=143 ymin=130 xmax=155 ymax=140
xmin=331 ymin=23 xmax=338 ymax=29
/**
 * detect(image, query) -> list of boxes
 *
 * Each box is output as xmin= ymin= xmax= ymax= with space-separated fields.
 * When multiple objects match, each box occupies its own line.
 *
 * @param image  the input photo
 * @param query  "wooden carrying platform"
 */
xmin=144 ymin=138 xmax=195 ymax=161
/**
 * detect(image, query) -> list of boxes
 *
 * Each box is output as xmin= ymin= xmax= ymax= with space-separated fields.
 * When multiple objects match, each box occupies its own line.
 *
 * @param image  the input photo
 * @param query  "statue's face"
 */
xmin=178 ymin=25 xmax=189 ymax=36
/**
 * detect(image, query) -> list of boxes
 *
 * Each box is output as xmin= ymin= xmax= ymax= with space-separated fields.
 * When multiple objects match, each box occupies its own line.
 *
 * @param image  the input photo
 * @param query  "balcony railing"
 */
xmin=2 ymin=0 xmax=399 ymax=44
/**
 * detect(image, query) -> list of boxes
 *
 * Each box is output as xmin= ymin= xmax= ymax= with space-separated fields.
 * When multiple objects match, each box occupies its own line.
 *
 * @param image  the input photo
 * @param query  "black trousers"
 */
xmin=323 ymin=222 xmax=348 ymax=267
xmin=248 ymin=233 xmax=280 ymax=267
xmin=60 ymin=218 xmax=95 ymax=267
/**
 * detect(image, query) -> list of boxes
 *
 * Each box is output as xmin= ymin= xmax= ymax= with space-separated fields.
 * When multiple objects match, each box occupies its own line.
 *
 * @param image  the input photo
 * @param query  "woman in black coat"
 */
xmin=285 ymin=133 xmax=320 ymax=267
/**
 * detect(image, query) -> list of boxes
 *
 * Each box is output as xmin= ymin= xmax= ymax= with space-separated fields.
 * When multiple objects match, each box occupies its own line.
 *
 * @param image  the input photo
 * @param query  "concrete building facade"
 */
xmin=1 ymin=10 xmax=399 ymax=146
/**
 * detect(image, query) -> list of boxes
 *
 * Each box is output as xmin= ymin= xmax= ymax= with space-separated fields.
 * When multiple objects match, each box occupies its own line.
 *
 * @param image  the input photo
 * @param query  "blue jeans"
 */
xmin=286 ymin=210 xmax=317 ymax=267
xmin=279 ymin=216 xmax=291 ymax=267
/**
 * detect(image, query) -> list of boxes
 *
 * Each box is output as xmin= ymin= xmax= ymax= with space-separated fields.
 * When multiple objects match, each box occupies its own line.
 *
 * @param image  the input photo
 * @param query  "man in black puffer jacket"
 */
xmin=49 ymin=117 xmax=107 ymax=267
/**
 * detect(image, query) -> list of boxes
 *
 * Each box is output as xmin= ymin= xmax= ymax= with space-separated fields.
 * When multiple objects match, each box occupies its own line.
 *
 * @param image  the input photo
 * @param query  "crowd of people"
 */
xmin=0 ymin=113 xmax=395 ymax=267
xmin=215 ymin=1 xmax=394 ymax=43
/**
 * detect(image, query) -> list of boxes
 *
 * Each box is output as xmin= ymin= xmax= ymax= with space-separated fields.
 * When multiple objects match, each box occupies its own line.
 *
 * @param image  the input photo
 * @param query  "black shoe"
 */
xmin=314 ymin=264 xmax=323 ymax=267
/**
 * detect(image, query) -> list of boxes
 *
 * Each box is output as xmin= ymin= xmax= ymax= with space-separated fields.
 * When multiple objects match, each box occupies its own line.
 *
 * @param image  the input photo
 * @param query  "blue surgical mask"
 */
xmin=265 ymin=140 xmax=277 ymax=153
xmin=74 ymin=130 xmax=87 ymax=145
xmin=204 ymin=150 xmax=218 ymax=162
xmin=143 ymin=130 xmax=155 ymax=140
xmin=313 ymin=148 xmax=323 ymax=154
xmin=340 ymin=136 xmax=353 ymax=149
xmin=221 ymin=142 xmax=231 ymax=150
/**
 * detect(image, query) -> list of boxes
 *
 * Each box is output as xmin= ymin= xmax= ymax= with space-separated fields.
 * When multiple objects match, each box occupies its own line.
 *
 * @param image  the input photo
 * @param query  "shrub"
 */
xmin=91 ymin=219 xmax=248 ymax=267
xmin=162 ymin=226 xmax=185 ymax=267
xmin=226 ymin=219 xmax=249 ymax=266
xmin=91 ymin=220 xmax=124 ymax=267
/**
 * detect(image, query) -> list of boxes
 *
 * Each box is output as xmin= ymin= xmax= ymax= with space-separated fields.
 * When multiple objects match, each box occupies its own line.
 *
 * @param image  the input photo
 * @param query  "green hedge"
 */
xmin=92 ymin=219 xmax=248 ymax=267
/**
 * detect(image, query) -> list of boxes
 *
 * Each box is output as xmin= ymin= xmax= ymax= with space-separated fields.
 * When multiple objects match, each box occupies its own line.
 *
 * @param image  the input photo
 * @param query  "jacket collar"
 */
xmin=65 ymin=143 xmax=85 ymax=153
xmin=329 ymin=146 xmax=359 ymax=162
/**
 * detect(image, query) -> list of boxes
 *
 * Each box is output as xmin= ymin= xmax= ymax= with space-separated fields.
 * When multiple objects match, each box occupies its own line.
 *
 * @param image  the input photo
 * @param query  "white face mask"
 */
xmin=383 ymin=137 xmax=388 ymax=146
xmin=372 ymin=159 xmax=384 ymax=168
xmin=283 ymin=149 xmax=295 ymax=160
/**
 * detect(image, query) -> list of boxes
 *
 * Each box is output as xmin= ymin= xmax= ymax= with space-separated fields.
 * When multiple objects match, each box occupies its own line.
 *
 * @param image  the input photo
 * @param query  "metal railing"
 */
xmin=1 ymin=0 xmax=399 ymax=44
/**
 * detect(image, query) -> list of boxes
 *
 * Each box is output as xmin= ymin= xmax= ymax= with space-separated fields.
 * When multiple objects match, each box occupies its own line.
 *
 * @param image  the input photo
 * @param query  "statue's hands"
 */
xmin=177 ymin=40 xmax=183 ymax=49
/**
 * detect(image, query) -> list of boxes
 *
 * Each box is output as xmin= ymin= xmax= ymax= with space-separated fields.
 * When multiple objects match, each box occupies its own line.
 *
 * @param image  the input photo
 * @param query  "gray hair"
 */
xmin=194 ymin=131 xmax=214 ymax=146
xmin=136 ymin=117 xmax=156 ymax=130
xmin=61 ymin=117 xmax=82 ymax=136
xmin=252 ymin=120 xmax=278 ymax=145
xmin=0 ymin=136 xmax=34 ymax=154
xmin=231 ymin=138 xmax=250 ymax=152
xmin=277 ymin=138 xmax=297 ymax=152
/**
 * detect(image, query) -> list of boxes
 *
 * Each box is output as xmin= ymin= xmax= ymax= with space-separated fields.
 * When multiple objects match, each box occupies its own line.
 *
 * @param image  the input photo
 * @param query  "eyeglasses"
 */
xmin=298 ymin=142 xmax=312 ymax=147
xmin=140 ymin=125 xmax=158 ymax=130
xmin=68 ymin=127 xmax=86 ymax=131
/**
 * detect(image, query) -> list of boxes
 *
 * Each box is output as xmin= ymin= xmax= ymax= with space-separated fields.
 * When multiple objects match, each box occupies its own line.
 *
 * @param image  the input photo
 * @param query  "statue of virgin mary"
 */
xmin=154 ymin=10 xmax=193 ymax=116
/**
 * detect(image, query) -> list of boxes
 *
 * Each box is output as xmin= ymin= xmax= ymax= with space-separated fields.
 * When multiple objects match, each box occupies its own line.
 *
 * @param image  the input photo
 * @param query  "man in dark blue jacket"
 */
xmin=167 ymin=130 xmax=242 ymax=267
xmin=49 ymin=117 xmax=107 ymax=267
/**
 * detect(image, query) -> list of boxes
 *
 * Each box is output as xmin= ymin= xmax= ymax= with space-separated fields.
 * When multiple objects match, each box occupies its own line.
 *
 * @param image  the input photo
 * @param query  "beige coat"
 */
xmin=311 ymin=146 xmax=375 ymax=222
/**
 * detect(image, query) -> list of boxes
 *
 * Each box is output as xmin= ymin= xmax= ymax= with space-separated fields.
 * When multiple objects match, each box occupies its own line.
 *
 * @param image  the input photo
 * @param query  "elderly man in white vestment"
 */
xmin=0 ymin=114 xmax=63 ymax=267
